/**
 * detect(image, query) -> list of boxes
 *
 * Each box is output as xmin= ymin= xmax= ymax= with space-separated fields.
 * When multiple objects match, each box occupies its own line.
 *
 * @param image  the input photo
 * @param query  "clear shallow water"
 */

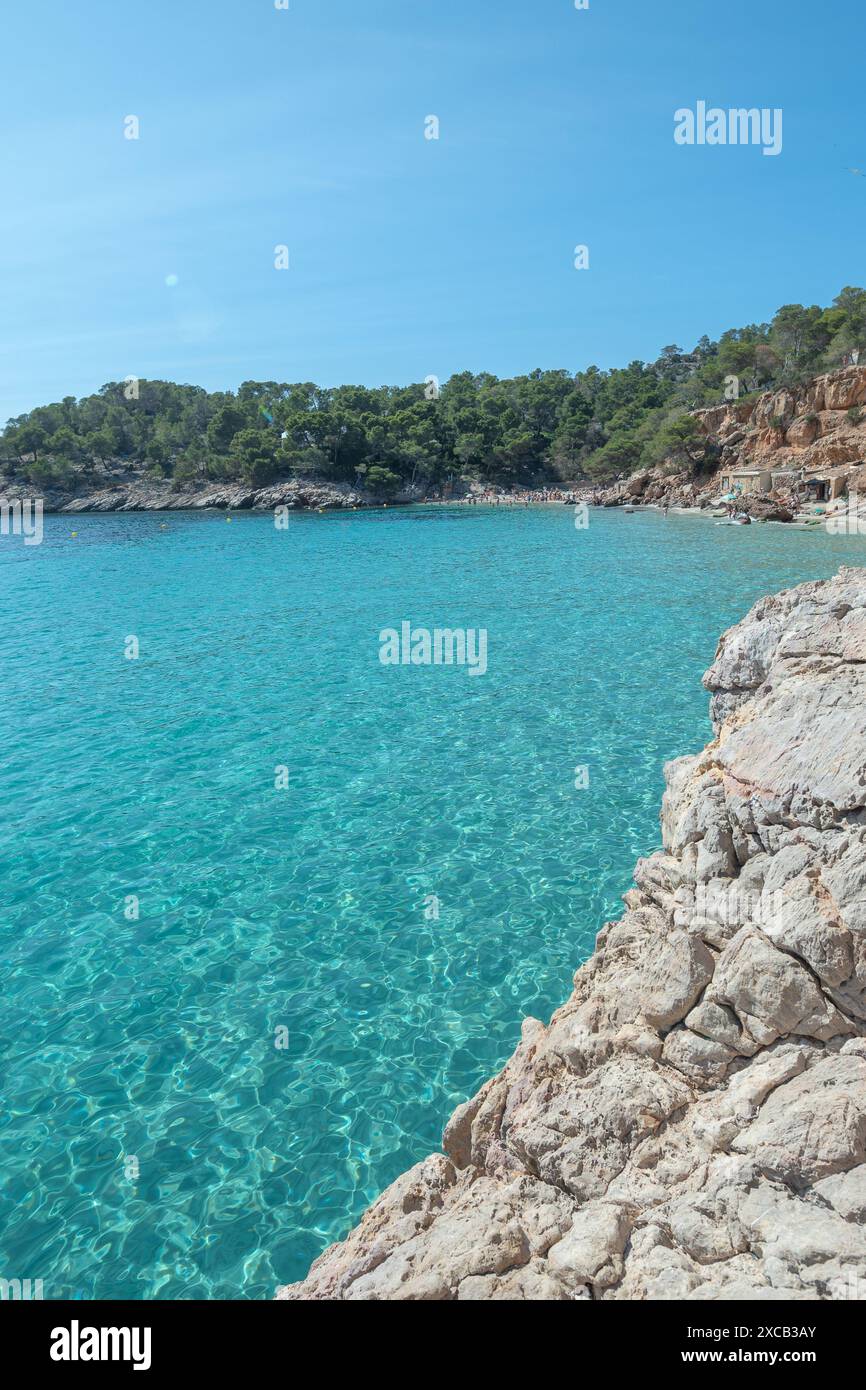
xmin=0 ymin=504 xmax=861 ymax=1299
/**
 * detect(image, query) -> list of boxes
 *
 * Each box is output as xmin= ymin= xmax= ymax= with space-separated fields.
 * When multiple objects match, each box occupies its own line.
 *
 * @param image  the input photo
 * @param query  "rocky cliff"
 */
xmin=597 ymin=365 xmax=866 ymax=514
xmin=0 ymin=472 xmax=423 ymax=514
xmin=695 ymin=364 xmax=866 ymax=477
xmin=280 ymin=567 xmax=866 ymax=1300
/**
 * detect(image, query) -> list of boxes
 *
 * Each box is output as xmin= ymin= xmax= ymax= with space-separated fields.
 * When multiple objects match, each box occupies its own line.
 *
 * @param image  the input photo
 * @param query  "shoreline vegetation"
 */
xmin=3 ymin=287 xmax=865 ymax=519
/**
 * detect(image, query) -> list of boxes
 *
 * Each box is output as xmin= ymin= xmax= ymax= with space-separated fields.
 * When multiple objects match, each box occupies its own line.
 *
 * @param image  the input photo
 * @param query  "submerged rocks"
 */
xmin=279 ymin=568 xmax=866 ymax=1301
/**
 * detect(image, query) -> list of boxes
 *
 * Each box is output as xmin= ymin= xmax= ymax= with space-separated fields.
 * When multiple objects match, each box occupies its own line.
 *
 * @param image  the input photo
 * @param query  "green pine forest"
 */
xmin=3 ymin=288 xmax=865 ymax=496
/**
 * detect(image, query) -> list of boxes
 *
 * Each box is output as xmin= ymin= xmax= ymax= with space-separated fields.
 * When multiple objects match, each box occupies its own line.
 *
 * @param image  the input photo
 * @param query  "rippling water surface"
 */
xmin=0 ymin=504 xmax=860 ymax=1297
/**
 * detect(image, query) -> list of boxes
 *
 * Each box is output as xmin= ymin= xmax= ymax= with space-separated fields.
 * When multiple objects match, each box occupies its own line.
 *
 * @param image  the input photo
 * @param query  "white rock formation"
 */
xmin=279 ymin=568 xmax=866 ymax=1300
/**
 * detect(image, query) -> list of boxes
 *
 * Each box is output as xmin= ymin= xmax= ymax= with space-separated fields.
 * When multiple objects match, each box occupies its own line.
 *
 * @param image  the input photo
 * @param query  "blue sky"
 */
xmin=1 ymin=0 xmax=863 ymax=421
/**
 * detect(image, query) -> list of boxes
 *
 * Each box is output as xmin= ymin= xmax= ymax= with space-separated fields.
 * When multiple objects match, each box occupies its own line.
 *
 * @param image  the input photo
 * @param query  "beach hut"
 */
xmin=802 ymin=466 xmax=854 ymax=503
xmin=718 ymin=466 xmax=773 ymax=496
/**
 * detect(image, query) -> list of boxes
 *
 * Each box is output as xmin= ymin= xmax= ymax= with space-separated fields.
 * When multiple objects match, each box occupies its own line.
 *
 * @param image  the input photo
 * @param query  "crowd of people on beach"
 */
xmin=423 ymin=486 xmax=585 ymax=507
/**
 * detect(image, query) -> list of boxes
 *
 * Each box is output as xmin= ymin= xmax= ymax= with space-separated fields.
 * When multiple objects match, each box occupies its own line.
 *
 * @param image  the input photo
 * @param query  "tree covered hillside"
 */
xmin=3 ymin=288 xmax=865 ymax=496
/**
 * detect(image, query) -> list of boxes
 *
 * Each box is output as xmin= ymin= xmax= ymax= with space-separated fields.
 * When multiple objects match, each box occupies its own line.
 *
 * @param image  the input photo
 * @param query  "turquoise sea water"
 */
xmin=0 ymin=504 xmax=862 ymax=1299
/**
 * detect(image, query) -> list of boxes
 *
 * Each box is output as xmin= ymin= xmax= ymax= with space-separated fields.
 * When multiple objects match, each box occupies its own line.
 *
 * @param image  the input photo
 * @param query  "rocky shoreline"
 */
xmin=280 ymin=567 xmax=866 ymax=1301
xmin=592 ymin=365 xmax=866 ymax=521
xmin=4 ymin=367 xmax=864 ymax=523
xmin=0 ymin=474 xmax=424 ymax=514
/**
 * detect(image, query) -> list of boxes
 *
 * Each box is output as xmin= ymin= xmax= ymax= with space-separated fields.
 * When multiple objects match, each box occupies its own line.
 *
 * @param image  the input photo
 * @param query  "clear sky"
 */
xmin=1 ymin=0 xmax=863 ymax=421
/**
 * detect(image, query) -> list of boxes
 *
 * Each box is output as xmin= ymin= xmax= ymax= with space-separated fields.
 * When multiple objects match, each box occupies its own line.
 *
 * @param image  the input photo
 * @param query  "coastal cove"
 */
xmin=1 ymin=505 xmax=864 ymax=1300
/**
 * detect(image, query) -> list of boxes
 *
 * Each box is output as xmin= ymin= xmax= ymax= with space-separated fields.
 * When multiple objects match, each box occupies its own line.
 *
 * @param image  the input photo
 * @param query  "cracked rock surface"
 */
xmin=279 ymin=567 xmax=866 ymax=1301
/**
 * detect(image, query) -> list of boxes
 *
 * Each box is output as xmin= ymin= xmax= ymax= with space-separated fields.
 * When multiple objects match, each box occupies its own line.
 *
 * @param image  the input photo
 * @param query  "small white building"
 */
xmin=718 ymin=466 xmax=773 ymax=496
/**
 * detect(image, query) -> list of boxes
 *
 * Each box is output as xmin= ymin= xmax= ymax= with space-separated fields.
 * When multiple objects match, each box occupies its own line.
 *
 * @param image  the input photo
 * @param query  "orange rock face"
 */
xmin=593 ymin=367 xmax=866 ymax=514
xmin=697 ymin=367 xmax=866 ymax=474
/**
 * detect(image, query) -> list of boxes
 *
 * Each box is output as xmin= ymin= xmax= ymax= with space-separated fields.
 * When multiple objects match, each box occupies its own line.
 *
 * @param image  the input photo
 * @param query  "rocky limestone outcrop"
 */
xmin=694 ymin=365 xmax=866 ymax=479
xmin=0 ymin=471 xmax=424 ymax=513
xmin=280 ymin=567 xmax=866 ymax=1300
xmin=594 ymin=365 xmax=866 ymax=514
